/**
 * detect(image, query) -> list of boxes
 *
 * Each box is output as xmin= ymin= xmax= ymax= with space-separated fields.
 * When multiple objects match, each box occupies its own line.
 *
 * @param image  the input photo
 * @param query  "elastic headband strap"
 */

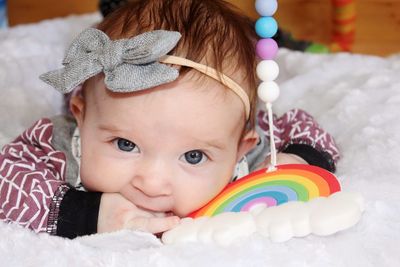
xmin=160 ymin=55 xmax=251 ymax=120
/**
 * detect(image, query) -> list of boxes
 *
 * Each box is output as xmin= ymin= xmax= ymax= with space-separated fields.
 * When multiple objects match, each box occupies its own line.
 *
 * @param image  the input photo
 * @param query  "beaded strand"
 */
xmin=254 ymin=0 xmax=279 ymax=171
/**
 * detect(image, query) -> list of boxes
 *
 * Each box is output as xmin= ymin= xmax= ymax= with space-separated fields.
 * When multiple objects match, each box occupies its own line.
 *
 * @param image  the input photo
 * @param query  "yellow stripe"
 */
xmin=335 ymin=4 xmax=356 ymax=20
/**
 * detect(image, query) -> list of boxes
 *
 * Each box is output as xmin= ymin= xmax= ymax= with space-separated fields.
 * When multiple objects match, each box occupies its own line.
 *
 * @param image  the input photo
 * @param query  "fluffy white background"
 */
xmin=1 ymin=13 xmax=400 ymax=267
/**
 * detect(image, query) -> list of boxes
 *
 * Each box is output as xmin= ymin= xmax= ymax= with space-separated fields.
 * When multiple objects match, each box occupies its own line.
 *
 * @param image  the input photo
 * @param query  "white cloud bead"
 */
xmin=256 ymin=60 xmax=279 ymax=81
xmin=257 ymin=81 xmax=280 ymax=103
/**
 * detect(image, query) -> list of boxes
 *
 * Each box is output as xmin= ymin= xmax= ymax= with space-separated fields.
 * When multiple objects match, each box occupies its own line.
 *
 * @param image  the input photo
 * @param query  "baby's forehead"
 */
xmin=180 ymin=71 xmax=234 ymax=91
xmin=83 ymin=69 xmax=248 ymax=129
xmin=84 ymin=74 xmax=246 ymax=140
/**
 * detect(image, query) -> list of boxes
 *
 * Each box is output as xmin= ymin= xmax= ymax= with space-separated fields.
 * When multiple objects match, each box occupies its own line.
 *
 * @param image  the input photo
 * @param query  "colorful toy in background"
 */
xmin=277 ymin=0 xmax=356 ymax=53
xmin=189 ymin=164 xmax=341 ymax=218
xmin=331 ymin=0 xmax=356 ymax=52
xmin=0 ymin=0 xmax=7 ymax=28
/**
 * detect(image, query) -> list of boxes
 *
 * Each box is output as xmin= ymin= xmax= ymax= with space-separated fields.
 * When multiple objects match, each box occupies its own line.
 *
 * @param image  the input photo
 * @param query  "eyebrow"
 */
xmin=97 ymin=124 xmax=126 ymax=133
xmin=193 ymin=138 xmax=226 ymax=150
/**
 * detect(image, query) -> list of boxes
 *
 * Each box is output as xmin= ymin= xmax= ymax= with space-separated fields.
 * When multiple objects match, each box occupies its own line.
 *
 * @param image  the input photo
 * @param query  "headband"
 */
xmin=40 ymin=28 xmax=250 ymax=119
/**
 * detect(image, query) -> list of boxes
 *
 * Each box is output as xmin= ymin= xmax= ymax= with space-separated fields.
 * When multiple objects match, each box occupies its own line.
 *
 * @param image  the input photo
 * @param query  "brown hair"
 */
xmin=97 ymin=0 xmax=258 ymax=128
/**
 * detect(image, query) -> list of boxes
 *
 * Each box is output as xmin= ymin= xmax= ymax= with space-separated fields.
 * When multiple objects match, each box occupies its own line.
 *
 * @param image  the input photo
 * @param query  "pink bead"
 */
xmin=256 ymin=38 xmax=278 ymax=60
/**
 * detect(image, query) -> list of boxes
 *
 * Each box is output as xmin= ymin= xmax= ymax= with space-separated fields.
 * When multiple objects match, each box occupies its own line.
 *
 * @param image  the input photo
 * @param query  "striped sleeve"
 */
xmin=0 ymin=118 xmax=71 ymax=233
xmin=257 ymin=108 xmax=340 ymax=171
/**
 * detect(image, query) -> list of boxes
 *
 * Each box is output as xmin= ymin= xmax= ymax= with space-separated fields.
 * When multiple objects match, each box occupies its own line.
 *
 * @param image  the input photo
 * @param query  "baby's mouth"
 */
xmin=165 ymin=211 xmax=175 ymax=217
xmin=136 ymin=204 xmax=176 ymax=217
xmin=134 ymin=199 xmax=174 ymax=213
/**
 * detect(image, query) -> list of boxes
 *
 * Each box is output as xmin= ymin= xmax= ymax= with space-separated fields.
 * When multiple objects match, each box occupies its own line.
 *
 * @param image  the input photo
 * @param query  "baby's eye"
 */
xmin=114 ymin=138 xmax=140 ymax=153
xmin=180 ymin=150 xmax=208 ymax=165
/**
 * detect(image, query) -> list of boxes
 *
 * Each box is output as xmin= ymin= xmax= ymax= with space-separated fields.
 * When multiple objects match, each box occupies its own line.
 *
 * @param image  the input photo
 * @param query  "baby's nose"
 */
xmin=132 ymin=160 xmax=173 ymax=198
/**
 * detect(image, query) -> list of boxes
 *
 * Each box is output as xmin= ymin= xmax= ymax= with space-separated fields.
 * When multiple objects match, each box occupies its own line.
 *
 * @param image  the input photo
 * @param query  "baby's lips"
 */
xmin=150 ymin=210 xmax=175 ymax=218
xmin=135 ymin=201 xmax=175 ymax=215
xmin=165 ymin=211 xmax=176 ymax=217
xmin=133 ymin=195 xmax=174 ymax=213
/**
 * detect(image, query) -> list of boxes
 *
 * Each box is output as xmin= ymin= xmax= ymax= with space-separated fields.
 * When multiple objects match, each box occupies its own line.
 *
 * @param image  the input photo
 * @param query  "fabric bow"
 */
xmin=40 ymin=28 xmax=181 ymax=93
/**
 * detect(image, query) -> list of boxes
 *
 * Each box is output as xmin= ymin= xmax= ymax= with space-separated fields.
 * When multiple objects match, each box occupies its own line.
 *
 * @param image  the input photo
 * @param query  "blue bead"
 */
xmin=255 ymin=0 xmax=278 ymax=16
xmin=255 ymin=17 xmax=278 ymax=38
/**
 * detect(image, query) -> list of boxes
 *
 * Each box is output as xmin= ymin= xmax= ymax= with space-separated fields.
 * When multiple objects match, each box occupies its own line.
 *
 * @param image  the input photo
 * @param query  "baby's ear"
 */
xmin=236 ymin=130 xmax=259 ymax=161
xmin=70 ymin=95 xmax=85 ymax=127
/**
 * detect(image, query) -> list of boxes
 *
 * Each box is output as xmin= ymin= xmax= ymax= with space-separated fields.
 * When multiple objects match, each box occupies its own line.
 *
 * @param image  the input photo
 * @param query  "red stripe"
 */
xmin=332 ymin=0 xmax=354 ymax=7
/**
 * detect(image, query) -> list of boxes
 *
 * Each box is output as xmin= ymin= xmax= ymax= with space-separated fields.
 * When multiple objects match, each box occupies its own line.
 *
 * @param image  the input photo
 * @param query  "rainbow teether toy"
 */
xmin=189 ymin=164 xmax=341 ymax=218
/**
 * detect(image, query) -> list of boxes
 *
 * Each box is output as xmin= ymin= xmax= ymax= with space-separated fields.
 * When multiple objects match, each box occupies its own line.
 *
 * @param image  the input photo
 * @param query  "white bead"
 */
xmin=256 ymin=60 xmax=279 ymax=81
xmin=257 ymin=81 xmax=280 ymax=103
xmin=255 ymin=0 xmax=278 ymax=16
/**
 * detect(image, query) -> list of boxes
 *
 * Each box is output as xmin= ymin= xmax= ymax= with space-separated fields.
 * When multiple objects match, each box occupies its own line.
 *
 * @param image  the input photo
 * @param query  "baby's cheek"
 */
xmin=180 ymin=181 xmax=229 ymax=216
xmin=79 ymin=157 xmax=121 ymax=192
xmin=79 ymin=164 xmax=104 ymax=191
xmin=172 ymin=164 xmax=235 ymax=216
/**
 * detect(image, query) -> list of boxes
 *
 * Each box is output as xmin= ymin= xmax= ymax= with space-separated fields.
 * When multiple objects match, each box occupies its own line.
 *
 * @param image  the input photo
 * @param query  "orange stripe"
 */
xmin=333 ymin=24 xmax=356 ymax=34
xmin=333 ymin=16 xmax=356 ymax=25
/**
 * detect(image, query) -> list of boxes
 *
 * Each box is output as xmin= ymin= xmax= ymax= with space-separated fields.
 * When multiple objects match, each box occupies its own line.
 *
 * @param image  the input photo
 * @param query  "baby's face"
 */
xmin=72 ymin=75 xmax=257 ymax=217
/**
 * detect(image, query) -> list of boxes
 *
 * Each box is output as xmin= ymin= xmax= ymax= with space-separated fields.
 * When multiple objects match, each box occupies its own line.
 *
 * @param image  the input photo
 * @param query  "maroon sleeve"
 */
xmin=257 ymin=108 xmax=340 ymax=171
xmin=0 ymin=118 xmax=70 ymax=233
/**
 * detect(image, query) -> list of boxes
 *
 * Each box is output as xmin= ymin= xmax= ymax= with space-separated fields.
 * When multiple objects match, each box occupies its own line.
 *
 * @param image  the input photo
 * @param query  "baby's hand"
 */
xmin=97 ymin=193 xmax=180 ymax=234
xmin=260 ymin=152 xmax=308 ymax=169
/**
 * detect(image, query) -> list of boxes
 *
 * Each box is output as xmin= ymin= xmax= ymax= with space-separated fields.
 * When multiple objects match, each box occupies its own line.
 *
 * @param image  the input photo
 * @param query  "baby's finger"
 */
xmin=125 ymin=216 xmax=180 ymax=234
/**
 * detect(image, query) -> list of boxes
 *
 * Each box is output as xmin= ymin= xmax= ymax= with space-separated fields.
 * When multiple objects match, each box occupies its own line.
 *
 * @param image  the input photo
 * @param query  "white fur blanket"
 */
xmin=1 ymin=13 xmax=399 ymax=267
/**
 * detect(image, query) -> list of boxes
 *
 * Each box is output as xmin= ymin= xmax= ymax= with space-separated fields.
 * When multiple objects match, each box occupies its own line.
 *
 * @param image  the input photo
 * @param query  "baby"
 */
xmin=0 ymin=0 xmax=339 ymax=239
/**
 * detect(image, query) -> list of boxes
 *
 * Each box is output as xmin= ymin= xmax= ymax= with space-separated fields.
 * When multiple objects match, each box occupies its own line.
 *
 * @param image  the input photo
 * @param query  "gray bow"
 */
xmin=40 ymin=28 xmax=181 ymax=93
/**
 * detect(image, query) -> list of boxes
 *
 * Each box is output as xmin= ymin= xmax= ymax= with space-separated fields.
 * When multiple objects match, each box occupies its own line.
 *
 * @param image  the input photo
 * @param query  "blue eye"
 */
xmin=114 ymin=138 xmax=139 ymax=153
xmin=181 ymin=150 xmax=207 ymax=165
